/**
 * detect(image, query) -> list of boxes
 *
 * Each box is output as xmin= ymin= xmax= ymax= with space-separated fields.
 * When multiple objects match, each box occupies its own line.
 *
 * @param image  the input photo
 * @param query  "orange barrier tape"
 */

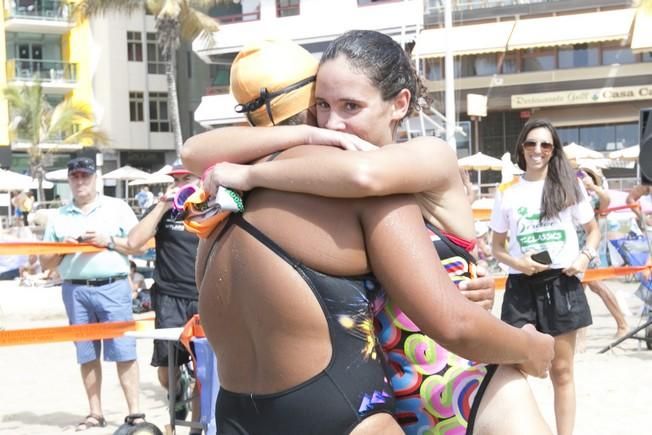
xmin=491 ymin=265 xmax=651 ymax=290
xmin=0 ymin=242 xmax=103 ymax=255
xmin=596 ymin=203 xmax=638 ymax=216
xmin=0 ymin=239 xmax=155 ymax=255
xmin=0 ymin=319 xmax=155 ymax=347
xmin=179 ymin=314 xmax=206 ymax=392
xmin=472 ymin=209 xmax=492 ymax=221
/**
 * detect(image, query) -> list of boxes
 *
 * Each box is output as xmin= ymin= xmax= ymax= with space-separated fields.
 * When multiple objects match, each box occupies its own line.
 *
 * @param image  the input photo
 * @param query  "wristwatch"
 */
xmin=106 ymin=236 xmax=116 ymax=251
xmin=581 ymin=246 xmax=597 ymax=262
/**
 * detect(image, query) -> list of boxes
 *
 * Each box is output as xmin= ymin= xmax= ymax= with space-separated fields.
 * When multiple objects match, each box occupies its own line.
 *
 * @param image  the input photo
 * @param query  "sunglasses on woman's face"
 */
xmin=523 ymin=140 xmax=554 ymax=153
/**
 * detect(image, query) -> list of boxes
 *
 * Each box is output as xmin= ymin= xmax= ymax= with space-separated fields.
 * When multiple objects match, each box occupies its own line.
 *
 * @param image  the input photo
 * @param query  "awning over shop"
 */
xmin=508 ymin=9 xmax=636 ymax=51
xmin=630 ymin=8 xmax=652 ymax=53
xmin=413 ymin=21 xmax=516 ymax=58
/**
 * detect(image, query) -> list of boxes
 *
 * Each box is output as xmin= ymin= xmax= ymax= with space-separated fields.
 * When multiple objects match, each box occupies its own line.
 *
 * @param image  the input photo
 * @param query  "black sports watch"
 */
xmin=106 ymin=236 xmax=116 ymax=251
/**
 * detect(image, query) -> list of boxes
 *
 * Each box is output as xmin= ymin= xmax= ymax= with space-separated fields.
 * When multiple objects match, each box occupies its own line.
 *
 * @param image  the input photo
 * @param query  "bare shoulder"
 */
xmin=400 ymin=136 xmax=457 ymax=162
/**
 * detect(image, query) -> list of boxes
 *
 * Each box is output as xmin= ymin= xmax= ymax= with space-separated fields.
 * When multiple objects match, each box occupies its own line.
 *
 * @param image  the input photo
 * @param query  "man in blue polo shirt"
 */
xmin=40 ymin=157 xmax=145 ymax=431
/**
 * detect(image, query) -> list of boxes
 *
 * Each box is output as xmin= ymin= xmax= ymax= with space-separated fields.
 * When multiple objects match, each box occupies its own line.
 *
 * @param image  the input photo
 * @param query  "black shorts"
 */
xmin=151 ymin=288 xmax=199 ymax=367
xmin=501 ymin=269 xmax=592 ymax=336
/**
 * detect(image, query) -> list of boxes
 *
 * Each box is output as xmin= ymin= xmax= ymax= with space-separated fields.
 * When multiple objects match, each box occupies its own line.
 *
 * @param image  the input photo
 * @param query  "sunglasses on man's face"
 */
xmin=523 ymin=140 xmax=554 ymax=153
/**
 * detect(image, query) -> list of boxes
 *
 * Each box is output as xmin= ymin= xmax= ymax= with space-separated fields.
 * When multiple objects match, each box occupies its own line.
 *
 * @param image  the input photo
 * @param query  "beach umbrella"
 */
xmin=0 ymin=169 xmax=53 ymax=191
xmin=44 ymin=168 xmax=69 ymax=182
xmin=128 ymin=163 xmax=175 ymax=186
xmin=563 ymin=142 xmax=604 ymax=160
xmin=153 ymin=164 xmax=173 ymax=175
xmin=129 ymin=173 xmax=174 ymax=186
xmin=458 ymin=152 xmax=503 ymax=185
xmin=608 ymin=145 xmax=639 ymax=161
xmin=102 ymin=165 xmax=151 ymax=199
xmin=102 ymin=165 xmax=150 ymax=181
xmin=458 ymin=152 xmax=504 ymax=170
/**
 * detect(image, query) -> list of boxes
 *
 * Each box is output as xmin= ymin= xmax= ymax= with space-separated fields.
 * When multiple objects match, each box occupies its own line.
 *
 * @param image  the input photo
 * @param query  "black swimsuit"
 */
xmin=208 ymin=214 xmax=395 ymax=435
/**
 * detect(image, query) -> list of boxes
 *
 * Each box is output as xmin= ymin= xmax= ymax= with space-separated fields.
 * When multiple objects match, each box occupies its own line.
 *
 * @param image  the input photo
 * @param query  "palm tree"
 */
xmin=72 ymin=0 xmax=222 ymax=156
xmin=4 ymin=83 xmax=109 ymax=201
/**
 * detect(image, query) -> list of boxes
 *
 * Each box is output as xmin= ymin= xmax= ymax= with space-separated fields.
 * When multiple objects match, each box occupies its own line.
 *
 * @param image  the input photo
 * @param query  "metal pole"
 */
xmin=443 ymin=0 xmax=456 ymax=150
xmin=474 ymin=117 xmax=480 ymax=154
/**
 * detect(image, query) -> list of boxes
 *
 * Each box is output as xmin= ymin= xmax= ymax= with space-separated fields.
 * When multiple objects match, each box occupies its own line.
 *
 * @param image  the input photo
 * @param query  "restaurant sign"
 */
xmin=511 ymin=85 xmax=652 ymax=109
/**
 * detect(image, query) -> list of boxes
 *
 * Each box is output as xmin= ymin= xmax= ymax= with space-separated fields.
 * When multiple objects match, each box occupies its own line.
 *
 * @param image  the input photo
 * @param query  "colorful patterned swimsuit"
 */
xmin=374 ymin=222 xmax=497 ymax=435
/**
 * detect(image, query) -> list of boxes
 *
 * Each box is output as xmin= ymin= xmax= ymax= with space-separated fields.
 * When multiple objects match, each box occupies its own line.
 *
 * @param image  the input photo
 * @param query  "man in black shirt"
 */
xmin=127 ymin=160 xmax=200 ymax=424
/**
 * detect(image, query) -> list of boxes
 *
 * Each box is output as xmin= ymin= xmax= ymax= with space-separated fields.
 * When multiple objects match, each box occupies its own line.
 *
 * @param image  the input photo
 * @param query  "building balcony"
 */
xmin=4 ymin=0 xmax=73 ymax=34
xmin=423 ymin=0 xmax=630 ymax=25
xmin=195 ymin=0 xmax=422 ymax=63
xmin=6 ymin=59 xmax=77 ymax=93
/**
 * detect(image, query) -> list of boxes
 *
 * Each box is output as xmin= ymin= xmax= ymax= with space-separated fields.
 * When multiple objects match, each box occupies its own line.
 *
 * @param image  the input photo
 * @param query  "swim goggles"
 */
xmin=234 ymin=75 xmax=315 ymax=126
xmin=172 ymin=184 xmax=201 ymax=211
xmin=182 ymin=186 xmax=244 ymax=238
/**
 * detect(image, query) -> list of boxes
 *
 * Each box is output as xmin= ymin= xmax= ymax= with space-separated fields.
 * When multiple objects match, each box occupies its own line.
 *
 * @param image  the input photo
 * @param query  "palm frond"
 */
xmin=3 ymin=86 xmax=28 ymax=112
xmin=179 ymin=7 xmax=218 ymax=45
xmin=146 ymin=0 xmax=164 ymax=15
xmin=47 ymin=100 xmax=95 ymax=138
xmin=72 ymin=0 xmax=146 ymax=22
xmin=63 ymin=126 xmax=111 ymax=146
xmin=4 ymin=84 xmax=46 ymax=144
xmin=159 ymin=0 xmax=182 ymax=18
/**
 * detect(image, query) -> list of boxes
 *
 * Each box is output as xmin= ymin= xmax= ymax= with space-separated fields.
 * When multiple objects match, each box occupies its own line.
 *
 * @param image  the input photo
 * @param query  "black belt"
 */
xmin=65 ymin=275 xmax=128 ymax=287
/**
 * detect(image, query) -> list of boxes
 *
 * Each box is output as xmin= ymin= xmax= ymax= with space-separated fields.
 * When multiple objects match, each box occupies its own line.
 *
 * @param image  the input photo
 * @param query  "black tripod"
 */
xmin=598 ymin=209 xmax=652 ymax=353
xmin=598 ymin=317 xmax=652 ymax=353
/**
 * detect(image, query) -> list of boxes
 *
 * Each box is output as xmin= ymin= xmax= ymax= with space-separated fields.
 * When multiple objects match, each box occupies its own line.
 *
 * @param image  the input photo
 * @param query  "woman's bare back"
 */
xmin=196 ymin=188 xmax=371 ymax=393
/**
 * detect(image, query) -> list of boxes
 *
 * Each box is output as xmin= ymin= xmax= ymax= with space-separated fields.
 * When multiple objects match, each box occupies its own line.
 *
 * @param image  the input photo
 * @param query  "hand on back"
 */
xmin=203 ymin=162 xmax=252 ymax=196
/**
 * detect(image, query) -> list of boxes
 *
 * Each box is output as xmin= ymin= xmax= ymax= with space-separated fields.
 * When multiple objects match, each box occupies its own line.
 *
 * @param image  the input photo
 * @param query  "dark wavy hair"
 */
xmin=320 ymin=30 xmax=427 ymax=120
xmin=515 ymin=118 xmax=582 ymax=221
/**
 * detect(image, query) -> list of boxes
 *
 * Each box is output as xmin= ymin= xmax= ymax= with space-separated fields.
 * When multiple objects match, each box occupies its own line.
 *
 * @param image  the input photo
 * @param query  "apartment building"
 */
xmin=192 ymin=0 xmax=424 ymax=128
xmin=416 ymin=0 xmax=652 ymax=181
xmin=190 ymin=0 xmax=651 ymax=183
xmin=1 ymin=3 xmax=203 ymax=198
xmin=89 ymin=10 xmax=179 ymax=181
xmin=0 ymin=0 xmax=84 ymax=171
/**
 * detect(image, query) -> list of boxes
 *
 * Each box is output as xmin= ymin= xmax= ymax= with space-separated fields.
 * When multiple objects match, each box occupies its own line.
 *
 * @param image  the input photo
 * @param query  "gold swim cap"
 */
xmin=230 ymin=39 xmax=318 ymax=127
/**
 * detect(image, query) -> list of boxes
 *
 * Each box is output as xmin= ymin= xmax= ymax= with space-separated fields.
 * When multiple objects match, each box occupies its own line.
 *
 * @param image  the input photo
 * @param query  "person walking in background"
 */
xmin=39 ymin=156 xmax=145 ymax=431
xmin=11 ymin=191 xmax=25 ymax=226
xmin=127 ymin=160 xmax=201 ymax=429
xmin=20 ymin=191 xmax=34 ymax=226
xmin=135 ymin=186 xmax=154 ymax=216
xmin=576 ymin=165 xmax=628 ymax=338
xmin=128 ymin=260 xmax=146 ymax=298
xmin=490 ymin=119 xmax=600 ymax=435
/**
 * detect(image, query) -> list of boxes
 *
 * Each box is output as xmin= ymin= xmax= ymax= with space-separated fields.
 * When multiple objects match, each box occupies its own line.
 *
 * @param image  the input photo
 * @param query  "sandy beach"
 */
xmin=0 ymin=277 xmax=650 ymax=434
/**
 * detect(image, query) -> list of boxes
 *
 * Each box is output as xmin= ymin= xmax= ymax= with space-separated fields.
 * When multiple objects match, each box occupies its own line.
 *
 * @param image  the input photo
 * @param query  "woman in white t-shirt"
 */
xmin=490 ymin=119 xmax=600 ymax=435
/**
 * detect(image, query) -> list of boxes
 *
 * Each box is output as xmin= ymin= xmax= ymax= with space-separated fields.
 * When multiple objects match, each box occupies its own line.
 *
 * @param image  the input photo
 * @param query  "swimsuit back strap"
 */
xmin=200 ymin=215 xmax=237 ymax=281
xmin=229 ymin=214 xmax=300 ymax=268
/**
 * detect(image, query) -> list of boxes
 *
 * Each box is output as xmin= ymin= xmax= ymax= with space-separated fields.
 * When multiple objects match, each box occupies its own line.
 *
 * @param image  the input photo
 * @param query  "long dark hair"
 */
xmin=320 ymin=30 xmax=427 ymax=120
xmin=515 ymin=119 xmax=581 ymax=221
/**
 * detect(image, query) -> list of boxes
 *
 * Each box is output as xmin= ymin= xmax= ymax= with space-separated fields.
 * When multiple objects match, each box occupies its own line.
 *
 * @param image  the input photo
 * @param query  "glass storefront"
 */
xmin=557 ymin=122 xmax=638 ymax=151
